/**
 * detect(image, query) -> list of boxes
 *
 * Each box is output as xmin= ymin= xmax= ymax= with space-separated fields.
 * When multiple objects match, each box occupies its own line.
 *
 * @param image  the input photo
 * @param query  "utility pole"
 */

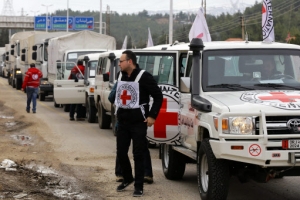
xmin=202 ymin=0 xmax=206 ymax=17
xmin=240 ymin=15 xmax=245 ymax=40
xmin=169 ymin=0 xmax=173 ymax=44
xmin=106 ymin=5 xmax=110 ymax=36
xmin=100 ymin=0 xmax=102 ymax=34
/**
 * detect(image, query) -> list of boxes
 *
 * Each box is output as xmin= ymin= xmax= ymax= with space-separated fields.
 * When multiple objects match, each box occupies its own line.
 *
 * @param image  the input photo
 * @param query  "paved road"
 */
xmin=0 ymin=76 xmax=299 ymax=200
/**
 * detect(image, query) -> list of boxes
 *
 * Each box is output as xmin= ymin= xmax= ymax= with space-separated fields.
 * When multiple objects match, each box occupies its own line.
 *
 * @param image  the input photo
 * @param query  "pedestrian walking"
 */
xmin=69 ymin=60 xmax=85 ymax=121
xmin=21 ymin=63 xmax=43 ymax=113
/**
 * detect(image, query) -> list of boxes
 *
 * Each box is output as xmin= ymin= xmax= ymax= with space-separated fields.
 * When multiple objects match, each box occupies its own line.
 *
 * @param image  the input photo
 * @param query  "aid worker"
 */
xmin=21 ymin=63 xmax=43 ymax=113
xmin=115 ymin=50 xmax=162 ymax=197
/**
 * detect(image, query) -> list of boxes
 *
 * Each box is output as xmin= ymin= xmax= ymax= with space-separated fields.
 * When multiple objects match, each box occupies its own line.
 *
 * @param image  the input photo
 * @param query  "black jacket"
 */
xmin=116 ymin=66 xmax=163 ymax=123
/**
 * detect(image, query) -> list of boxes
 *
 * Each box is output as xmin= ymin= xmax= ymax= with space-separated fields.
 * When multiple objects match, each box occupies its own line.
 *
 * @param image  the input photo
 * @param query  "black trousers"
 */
xmin=69 ymin=104 xmax=84 ymax=118
xmin=116 ymin=121 xmax=147 ymax=190
xmin=115 ymin=139 xmax=153 ymax=177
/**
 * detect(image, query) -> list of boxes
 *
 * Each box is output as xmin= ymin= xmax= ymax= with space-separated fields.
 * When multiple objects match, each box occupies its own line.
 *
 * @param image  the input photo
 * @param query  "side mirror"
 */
xmin=21 ymin=54 xmax=25 ymax=61
xmin=11 ymin=44 xmax=14 ymax=48
xmin=10 ymin=50 xmax=14 ymax=55
xmin=103 ymin=73 xmax=109 ymax=82
xmin=5 ymin=56 xmax=8 ymax=61
xmin=56 ymin=60 xmax=61 ymax=69
xmin=32 ymin=52 xmax=37 ymax=60
xmin=32 ymin=45 xmax=37 ymax=51
xmin=180 ymin=77 xmax=190 ymax=93
xmin=21 ymin=49 xmax=26 ymax=54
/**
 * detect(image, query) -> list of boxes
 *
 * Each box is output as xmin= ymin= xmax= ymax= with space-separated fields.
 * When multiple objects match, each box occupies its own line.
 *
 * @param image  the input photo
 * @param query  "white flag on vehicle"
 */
xmin=147 ymin=27 xmax=154 ymax=47
xmin=188 ymin=7 xmax=211 ymax=42
xmin=262 ymin=0 xmax=275 ymax=42
xmin=121 ymin=35 xmax=127 ymax=49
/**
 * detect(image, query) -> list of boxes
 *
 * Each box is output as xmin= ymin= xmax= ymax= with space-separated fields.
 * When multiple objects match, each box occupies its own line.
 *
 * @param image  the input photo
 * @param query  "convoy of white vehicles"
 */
xmin=40 ymin=30 xmax=116 ymax=103
xmin=2 ymin=29 xmax=300 ymax=199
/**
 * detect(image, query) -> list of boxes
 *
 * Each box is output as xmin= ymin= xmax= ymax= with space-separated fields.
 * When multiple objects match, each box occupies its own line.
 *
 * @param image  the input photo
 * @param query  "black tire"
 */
xmin=198 ymin=138 xmax=229 ymax=200
xmin=98 ymin=101 xmax=111 ymax=129
xmin=161 ymin=144 xmax=186 ymax=180
xmin=39 ymin=93 xmax=45 ymax=101
xmin=16 ymin=78 xmax=22 ymax=90
xmin=63 ymin=104 xmax=70 ymax=112
xmin=12 ymin=79 xmax=16 ymax=88
xmin=8 ymin=74 xmax=11 ymax=85
xmin=86 ymin=97 xmax=96 ymax=123
xmin=111 ymin=104 xmax=117 ymax=136
xmin=54 ymin=100 xmax=59 ymax=108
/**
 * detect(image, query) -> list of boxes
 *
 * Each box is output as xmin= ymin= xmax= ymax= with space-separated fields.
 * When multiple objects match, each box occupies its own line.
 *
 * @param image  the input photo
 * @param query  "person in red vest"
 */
xmin=68 ymin=60 xmax=85 ymax=121
xmin=21 ymin=63 xmax=43 ymax=113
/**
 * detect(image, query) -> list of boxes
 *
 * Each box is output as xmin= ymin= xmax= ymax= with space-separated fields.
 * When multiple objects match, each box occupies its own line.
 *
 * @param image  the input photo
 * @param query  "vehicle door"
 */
xmin=133 ymin=50 xmax=181 ymax=144
xmin=53 ymin=61 xmax=85 ymax=104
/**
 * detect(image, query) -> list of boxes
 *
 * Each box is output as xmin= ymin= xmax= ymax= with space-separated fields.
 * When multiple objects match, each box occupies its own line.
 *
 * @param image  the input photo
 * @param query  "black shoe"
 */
xmin=26 ymin=109 xmax=30 ymax=113
xmin=33 ymin=111 xmax=36 ymax=114
xmin=133 ymin=189 xmax=143 ymax=197
xmin=70 ymin=117 xmax=75 ymax=121
xmin=116 ymin=179 xmax=134 ymax=192
xmin=76 ymin=118 xmax=85 ymax=121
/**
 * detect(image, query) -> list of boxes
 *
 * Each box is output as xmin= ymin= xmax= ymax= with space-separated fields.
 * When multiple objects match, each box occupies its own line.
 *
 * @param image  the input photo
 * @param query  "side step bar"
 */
xmin=173 ymin=146 xmax=197 ymax=160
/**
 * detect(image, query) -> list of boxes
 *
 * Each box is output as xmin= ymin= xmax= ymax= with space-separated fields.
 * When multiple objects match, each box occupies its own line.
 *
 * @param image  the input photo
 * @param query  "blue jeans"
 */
xmin=26 ymin=87 xmax=38 ymax=112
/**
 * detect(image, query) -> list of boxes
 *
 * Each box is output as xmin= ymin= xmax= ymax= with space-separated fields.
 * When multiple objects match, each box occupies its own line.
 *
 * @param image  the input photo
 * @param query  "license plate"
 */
xmin=288 ymin=140 xmax=300 ymax=149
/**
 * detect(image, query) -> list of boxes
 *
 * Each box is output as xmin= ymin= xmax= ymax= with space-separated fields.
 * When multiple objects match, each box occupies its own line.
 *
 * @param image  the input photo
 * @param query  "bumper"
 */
xmin=210 ymin=140 xmax=300 ymax=167
xmin=39 ymin=84 xmax=53 ymax=93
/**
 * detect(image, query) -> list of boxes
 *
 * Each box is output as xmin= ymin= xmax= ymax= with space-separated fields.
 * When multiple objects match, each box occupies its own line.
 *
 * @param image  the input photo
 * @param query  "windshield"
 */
xmin=202 ymin=49 xmax=300 ymax=92
xmin=66 ymin=51 xmax=104 ymax=70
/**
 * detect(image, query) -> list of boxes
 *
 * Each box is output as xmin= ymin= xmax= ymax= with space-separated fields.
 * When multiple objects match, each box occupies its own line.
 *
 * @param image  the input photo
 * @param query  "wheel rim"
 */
xmin=201 ymin=154 xmax=209 ymax=192
xmin=163 ymin=144 xmax=169 ymax=169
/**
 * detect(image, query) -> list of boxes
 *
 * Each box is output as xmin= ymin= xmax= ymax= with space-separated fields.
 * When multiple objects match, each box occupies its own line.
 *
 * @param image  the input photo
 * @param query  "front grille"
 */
xmin=255 ymin=116 xmax=300 ymax=135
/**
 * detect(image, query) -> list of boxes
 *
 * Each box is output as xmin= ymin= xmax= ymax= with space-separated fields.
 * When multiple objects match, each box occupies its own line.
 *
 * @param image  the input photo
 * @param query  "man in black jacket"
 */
xmin=115 ymin=50 xmax=163 ymax=197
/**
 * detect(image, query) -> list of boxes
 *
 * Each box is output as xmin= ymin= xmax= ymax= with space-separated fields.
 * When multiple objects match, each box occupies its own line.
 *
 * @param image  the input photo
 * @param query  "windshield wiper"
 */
xmin=207 ymin=84 xmax=254 ymax=90
xmin=254 ymin=83 xmax=299 ymax=90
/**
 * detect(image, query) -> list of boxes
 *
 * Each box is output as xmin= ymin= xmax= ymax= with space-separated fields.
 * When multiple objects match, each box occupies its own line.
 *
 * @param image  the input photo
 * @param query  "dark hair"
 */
xmin=30 ymin=63 xmax=35 ymax=68
xmin=122 ymin=50 xmax=137 ymax=65
xmin=77 ymin=60 xmax=83 ymax=65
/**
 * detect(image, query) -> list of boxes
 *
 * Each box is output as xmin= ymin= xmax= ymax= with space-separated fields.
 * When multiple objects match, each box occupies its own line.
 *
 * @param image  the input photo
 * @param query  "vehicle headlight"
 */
xmin=16 ymin=70 xmax=21 ymax=74
xmin=229 ymin=117 xmax=254 ymax=135
xmin=214 ymin=116 xmax=254 ymax=135
xmin=41 ymin=80 xmax=50 ymax=85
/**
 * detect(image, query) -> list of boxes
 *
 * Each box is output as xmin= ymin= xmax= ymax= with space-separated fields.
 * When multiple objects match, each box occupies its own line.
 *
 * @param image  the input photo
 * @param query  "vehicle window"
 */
xmin=88 ymin=61 xmax=97 ymax=78
xmin=97 ymin=58 xmax=103 ymax=75
xmin=137 ymin=53 xmax=176 ymax=85
xmin=202 ymin=49 xmax=300 ymax=91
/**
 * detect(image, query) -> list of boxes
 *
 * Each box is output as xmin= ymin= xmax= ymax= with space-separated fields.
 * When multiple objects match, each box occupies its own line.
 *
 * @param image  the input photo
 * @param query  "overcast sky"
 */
xmin=2 ymin=0 xmax=259 ymax=16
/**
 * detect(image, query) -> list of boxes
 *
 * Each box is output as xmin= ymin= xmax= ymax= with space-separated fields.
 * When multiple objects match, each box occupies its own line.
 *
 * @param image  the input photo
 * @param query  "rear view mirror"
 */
xmin=21 ymin=49 xmax=26 ymax=54
xmin=10 ymin=50 xmax=14 ymax=55
xmin=56 ymin=60 xmax=61 ymax=69
xmin=32 ymin=45 xmax=37 ymax=51
xmin=103 ymin=73 xmax=109 ymax=82
xmin=180 ymin=77 xmax=190 ymax=93
xmin=32 ymin=52 xmax=37 ymax=60
xmin=21 ymin=54 xmax=25 ymax=61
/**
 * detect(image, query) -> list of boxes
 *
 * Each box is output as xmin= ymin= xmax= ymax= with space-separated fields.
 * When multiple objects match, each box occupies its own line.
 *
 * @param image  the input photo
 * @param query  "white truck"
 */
xmin=9 ymin=31 xmax=43 ymax=89
xmin=0 ymin=47 xmax=6 ymax=77
xmin=40 ymin=30 xmax=116 ymax=102
xmin=133 ymin=38 xmax=300 ymax=200
xmin=54 ymin=53 xmax=101 ymax=123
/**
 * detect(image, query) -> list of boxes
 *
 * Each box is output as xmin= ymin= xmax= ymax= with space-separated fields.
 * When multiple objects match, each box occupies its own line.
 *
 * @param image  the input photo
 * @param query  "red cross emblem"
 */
xmin=120 ymin=90 xmax=131 ymax=105
xmin=153 ymin=98 xmax=178 ymax=138
xmin=258 ymin=92 xmax=300 ymax=102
